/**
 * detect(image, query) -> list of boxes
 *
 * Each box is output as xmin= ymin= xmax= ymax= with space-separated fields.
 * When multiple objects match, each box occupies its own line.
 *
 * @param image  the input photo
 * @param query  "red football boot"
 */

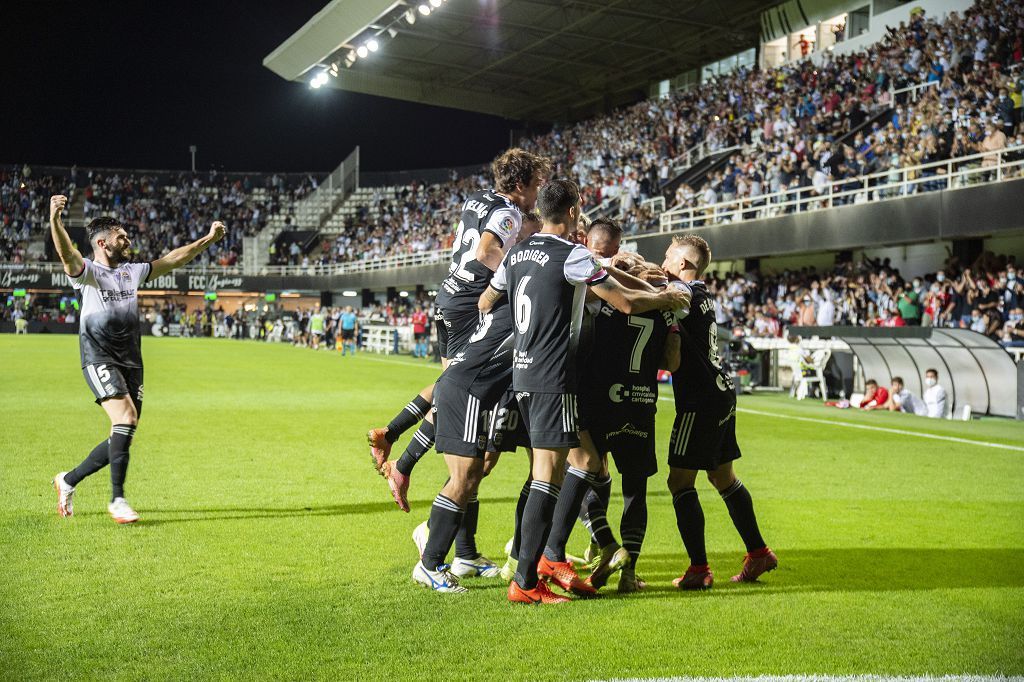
xmin=731 ymin=547 xmax=778 ymax=582
xmin=538 ymin=556 xmax=598 ymax=597
xmin=673 ymin=564 xmax=714 ymax=590
xmin=508 ymin=579 xmax=571 ymax=604
xmin=367 ymin=427 xmax=391 ymax=474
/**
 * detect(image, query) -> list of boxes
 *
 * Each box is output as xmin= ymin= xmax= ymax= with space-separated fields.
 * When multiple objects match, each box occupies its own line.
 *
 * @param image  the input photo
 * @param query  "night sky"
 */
xmin=3 ymin=1 xmax=514 ymax=173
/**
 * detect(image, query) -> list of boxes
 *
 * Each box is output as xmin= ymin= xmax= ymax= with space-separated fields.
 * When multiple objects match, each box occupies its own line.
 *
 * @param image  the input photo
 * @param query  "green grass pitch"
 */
xmin=1 ymin=335 xmax=1022 ymax=680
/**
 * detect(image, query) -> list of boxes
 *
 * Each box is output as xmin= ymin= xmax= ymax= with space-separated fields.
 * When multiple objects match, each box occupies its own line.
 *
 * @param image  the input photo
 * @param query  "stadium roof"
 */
xmin=263 ymin=0 xmax=779 ymax=122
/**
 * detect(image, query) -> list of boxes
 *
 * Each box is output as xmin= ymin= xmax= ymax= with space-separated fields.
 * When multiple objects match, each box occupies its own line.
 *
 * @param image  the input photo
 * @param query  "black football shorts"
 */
xmin=83 ymin=363 xmax=144 ymax=416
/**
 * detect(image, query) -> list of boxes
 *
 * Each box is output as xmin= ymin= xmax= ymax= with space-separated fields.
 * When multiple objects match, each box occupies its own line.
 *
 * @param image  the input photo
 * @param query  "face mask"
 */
xmin=1009 ymin=273 xmax=1017 ymax=281
xmin=931 ymin=285 xmax=940 ymax=293
xmin=1000 ymin=278 xmax=1008 ymax=286
xmin=925 ymin=377 xmax=937 ymax=387
xmin=913 ymin=280 xmax=921 ymax=288
xmin=936 ymin=273 xmax=945 ymax=282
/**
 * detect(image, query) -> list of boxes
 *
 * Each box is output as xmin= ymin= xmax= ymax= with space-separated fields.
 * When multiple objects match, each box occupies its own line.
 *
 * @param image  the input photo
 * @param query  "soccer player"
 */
xmin=660 ymin=235 xmax=777 ymax=589
xmin=567 ymin=230 xmax=682 ymax=594
xmin=433 ymin=179 xmax=686 ymax=603
xmin=309 ymin=307 xmax=326 ymax=350
xmin=369 ymin=149 xmax=549 ymax=510
xmin=48 ymin=194 xmax=225 ymax=523
xmin=339 ymin=306 xmax=358 ymax=355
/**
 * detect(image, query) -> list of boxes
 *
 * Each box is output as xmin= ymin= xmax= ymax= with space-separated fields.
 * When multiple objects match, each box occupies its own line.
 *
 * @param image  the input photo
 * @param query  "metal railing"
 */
xmin=890 ymin=79 xmax=939 ymax=103
xmin=659 ymin=145 xmax=1024 ymax=233
xmin=254 ymin=249 xmax=451 ymax=277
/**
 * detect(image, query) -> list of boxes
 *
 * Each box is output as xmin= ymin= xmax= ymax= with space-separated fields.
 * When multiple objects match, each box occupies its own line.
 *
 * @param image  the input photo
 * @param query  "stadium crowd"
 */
xmin=1 ymin=166 xmax=73 ymax=262
xmin=708 ymin=251 xmax=1024 ymax=346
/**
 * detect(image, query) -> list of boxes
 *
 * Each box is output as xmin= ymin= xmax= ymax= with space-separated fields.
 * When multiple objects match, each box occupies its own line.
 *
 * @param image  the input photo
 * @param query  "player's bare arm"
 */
xmin=590 ymin=276 xmax=689 ymax=315
xmin=660 ymin=331 xmax=681 ymax=372
xmin=474 ymin=231 xmax=506 ymax=272
xmin=149 ymin=221 xmax=226 ymax=279
xmin=49 ymin=195 xmax=84 ymax=276
xmin=478 ymin=285 xmax=506 ymax=312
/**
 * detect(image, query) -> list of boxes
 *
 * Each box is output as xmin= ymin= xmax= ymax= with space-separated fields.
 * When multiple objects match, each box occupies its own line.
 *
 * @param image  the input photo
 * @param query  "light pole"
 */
xmin=189 ymin=145 xmax=197 ymax=172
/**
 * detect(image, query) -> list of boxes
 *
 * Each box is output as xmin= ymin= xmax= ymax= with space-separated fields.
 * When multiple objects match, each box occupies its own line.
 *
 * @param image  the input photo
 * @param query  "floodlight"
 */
xmin=357 ymin=45 xmax=368 ymax=58
xmin=418 ymin=4 xmax=431 ymax=15
xmin=430 ymin=0 xmax=442 ymax=7
xmin=404 ymin=9 xmax=416 ymax=23
xmin=367 ymin=39 xmax=379 ymax=52
xmin=388 ymin=27 xmax=398 ymax=38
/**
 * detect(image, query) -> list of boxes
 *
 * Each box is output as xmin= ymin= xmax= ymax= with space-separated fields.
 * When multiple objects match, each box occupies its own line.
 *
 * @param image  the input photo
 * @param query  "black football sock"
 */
xmin=385 ymin=394 xmax=431 ymax=444
xmin=454 ymin=494 xmax=480 ymax=560
xmin=672 ymin=487 xmax=707 ymax=567
xmin=720 ymin=479 xmax=767 ymax=552
xmin=514 ymin=480 xmax=560 ymax=590
xmin=510 ymin=479 xmax=532 ymax=561
xmin=394 ymin=420 xmax=434 ymax=476
xmin=64 ymin=439 xmax=110 ymax=487
xmin=420 ymin=493 xmax=465 ymax=571
xmin=108 ymin=424 xmax=136 ymax=501
xmin=620 ymin=474 xmax=649 ymax=568
xmin=580 ymin=473 xmax=615 ymax=548
xmin=543 ymin=466 xmax=596 ymax=562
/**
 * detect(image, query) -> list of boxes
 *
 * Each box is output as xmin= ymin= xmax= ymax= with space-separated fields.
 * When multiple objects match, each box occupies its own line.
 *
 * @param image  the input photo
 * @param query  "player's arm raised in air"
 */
xmin=589 ymin=276 xmax=689 ymax=315
xmin=149 ymin=221 xmax=227 ymax=279
xmin=49 ymin=195 xmax=83 ymax=277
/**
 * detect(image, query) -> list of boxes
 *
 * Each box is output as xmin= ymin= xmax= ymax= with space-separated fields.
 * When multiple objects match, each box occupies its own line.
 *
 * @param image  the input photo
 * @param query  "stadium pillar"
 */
xmin=386 ymin=287 xmax=397 ymax=303
xmin=320 ymin=291 xmax=332 ymax=309
xmin=744 ymin=257 xmax=760 ymax=272
xmin=361 ymin=289 xmax=374 ymax=308
xmin=951 ymin=238 xmax=983 ymax=270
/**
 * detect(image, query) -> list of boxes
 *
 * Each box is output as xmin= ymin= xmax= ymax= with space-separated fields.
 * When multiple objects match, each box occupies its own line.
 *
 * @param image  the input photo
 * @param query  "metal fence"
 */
xmin=659 ymin=145 xmax=1024 ymax=233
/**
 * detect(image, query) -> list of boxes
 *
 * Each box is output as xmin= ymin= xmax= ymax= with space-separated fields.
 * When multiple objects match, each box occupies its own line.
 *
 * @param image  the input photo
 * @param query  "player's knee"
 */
xmin=707 ymin=470 xmax=736 ymax=491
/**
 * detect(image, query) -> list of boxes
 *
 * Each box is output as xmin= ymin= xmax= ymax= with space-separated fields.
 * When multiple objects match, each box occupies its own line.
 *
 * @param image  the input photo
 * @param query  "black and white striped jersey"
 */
xmin=68 ymin=259 xmax=151 ymax=368
xmin=670 ymin=280 xmax=735 ymax=412
xmin=491 ymin=233 xmax=608 ymax=393
xmin=435 ymin=190 xmax=522 ymax=308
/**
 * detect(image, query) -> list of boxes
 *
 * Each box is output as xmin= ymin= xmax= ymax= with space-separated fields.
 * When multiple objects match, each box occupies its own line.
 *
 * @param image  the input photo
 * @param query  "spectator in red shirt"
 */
xmin=411 ymin=307 xmax=429 ymax=358
xmin=859 ymin=379 xmax=890 ymax=410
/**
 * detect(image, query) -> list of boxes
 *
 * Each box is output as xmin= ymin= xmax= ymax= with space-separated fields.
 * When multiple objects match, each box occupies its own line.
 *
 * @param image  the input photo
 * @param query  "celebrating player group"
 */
xmin=367 ymin=148 xmax=778 ymax=604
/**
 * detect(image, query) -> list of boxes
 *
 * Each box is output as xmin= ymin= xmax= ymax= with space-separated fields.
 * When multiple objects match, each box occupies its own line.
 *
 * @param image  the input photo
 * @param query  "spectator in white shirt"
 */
xmin=885 ymin=376 xmax=928 ymax=416
xmin=922 ymin=368 xmax=948 ymax=419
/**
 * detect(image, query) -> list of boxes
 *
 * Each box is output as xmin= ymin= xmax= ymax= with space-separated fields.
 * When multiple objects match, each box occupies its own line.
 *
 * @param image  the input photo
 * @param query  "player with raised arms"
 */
xmin=661 ymin=235 xmax=778 ymax=588
xmin=367 ymin=149 xmax=550 ymax=511
xmin=49 ymin=194 xmax=225 ymax=523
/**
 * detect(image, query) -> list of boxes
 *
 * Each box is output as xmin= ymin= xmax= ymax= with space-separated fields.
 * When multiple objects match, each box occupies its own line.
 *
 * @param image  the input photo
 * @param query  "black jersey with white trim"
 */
xmin=581 ymin=304 xmax=675 ymax=418
xmin=68 ymin=259 xmax=151 ymax=369
xmin=435 ymin=190 xmax=522 ymax=307
xmin=670 ymin=280 xmax=735 ymax=412
xmin=491 ymin=233 xmax=608 ymax=393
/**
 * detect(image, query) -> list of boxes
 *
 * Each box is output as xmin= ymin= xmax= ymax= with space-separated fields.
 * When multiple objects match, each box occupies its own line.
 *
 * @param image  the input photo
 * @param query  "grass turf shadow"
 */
xmin=610 ymin=548 xmax=1024 ymax=598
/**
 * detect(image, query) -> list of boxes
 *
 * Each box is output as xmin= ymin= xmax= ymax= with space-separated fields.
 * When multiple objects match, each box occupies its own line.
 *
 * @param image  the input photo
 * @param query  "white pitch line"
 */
xmin=655 ymin=397 xmax=1024 ymax=453
xmin=356 ymin=354 xmax=1024 ymax=453
xmin=596 ymin=677 xmax=1024 ymax=682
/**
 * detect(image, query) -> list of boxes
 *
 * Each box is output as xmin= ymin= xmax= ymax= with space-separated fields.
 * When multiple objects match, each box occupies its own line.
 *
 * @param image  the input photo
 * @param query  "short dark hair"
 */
xmin=536 ymin=179 xmax=580 ymax=222
xmin=87 ymin=216 xmax=123 ymax=245
xmin=673 ymin=234 xmax=712 ymax=274
xmin=587 ymin=217 xmax=623 ymax=240
xmin=892 ymin=376 xmax=904 ymax=385
xmin=492 ymin=148 xmax=552 ymax=194
xmin=925 ymin=368 xmax=938 ymax=376
xmin=865 ymin=379 xmax=878 ymax=388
